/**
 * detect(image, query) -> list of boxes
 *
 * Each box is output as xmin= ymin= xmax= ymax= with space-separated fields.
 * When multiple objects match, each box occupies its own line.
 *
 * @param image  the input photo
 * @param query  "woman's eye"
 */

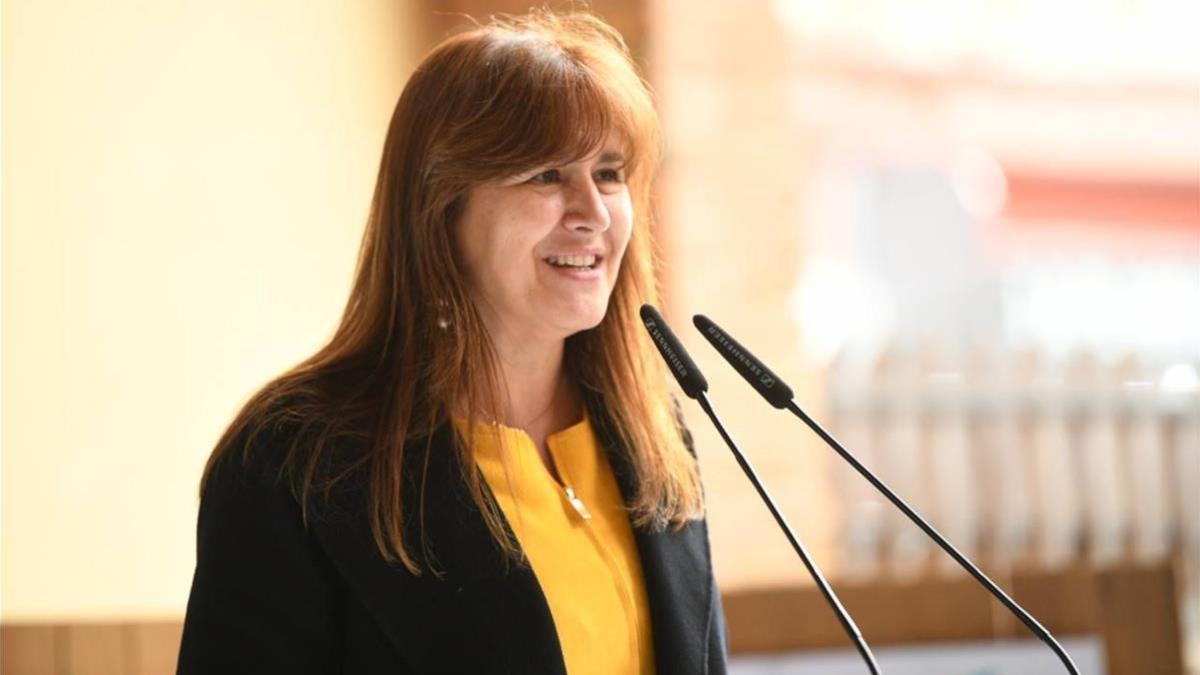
xmin=596 ymin=167 xmax=625 ymax=183
xmin=528 ymin=169 xmax=561 ymax=184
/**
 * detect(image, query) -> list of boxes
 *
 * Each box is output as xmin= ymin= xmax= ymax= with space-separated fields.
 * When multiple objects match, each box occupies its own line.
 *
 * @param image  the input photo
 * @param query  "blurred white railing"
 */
xmin=825 ymin=346 xmax=1199 ymax=587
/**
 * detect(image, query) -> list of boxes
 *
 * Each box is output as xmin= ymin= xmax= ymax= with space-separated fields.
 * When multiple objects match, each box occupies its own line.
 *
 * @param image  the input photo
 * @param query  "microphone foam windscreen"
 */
xmin=640 ymin=304 xmax=708 ymax=399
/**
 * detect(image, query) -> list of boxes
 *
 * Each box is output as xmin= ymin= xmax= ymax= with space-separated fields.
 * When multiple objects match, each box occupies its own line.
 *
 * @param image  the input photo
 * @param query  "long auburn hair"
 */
xmin=201 ymin=9 xmax=703 ymax=574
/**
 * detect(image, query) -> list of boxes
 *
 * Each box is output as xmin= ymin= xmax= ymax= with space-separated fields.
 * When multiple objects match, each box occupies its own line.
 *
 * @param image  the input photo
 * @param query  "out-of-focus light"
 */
xmin=928 ymin=371 xmax=963 ymax=385
xmin=1034 ymin=374 xmax=1064 ymax=387
xmin=1160 ymin=363 xmax=1200 ymax=393
xmin=1002 ymin=259 xmax=1200 ymax=359
xmin=791 ymin=257 xmax=896 ymax=367
xmin=951 ymin=148 xmax=1008 ymax=220
xmin=770 ymin=0 xmax=1200 ymax=86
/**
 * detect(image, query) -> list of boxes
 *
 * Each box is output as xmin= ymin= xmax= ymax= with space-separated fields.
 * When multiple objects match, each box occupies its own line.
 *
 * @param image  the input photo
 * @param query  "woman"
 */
xmin=177 ymin=9 xmax=728 ymax=675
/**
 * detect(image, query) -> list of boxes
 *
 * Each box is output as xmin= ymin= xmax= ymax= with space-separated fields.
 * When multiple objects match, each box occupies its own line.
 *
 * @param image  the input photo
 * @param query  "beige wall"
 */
xmin=652 ymin=0 xmax=836 ymax=589
xmin=2 ymin=0 xmax=419 ymax=621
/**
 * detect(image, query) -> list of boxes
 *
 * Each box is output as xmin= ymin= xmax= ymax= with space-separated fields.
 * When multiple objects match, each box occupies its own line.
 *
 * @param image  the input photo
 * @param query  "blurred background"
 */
xmin=3 ymin=1 xmax=1197 ymax=673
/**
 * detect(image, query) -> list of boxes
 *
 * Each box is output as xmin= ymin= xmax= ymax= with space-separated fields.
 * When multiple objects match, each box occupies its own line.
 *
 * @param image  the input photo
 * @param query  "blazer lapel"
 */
xmin=586 ymin=396 xmax=717 ymax=675
xmin=310 ymin=426 xmax=568 ymax=674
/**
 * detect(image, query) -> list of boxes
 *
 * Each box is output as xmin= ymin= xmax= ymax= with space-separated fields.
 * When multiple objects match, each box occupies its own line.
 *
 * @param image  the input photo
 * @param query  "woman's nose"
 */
xmin=564 ymin=178 xmax=611 ymax=232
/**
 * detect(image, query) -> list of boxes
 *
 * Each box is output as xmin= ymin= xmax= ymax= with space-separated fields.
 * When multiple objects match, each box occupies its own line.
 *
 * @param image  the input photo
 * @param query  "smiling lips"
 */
xmin=543 ymin=253 xmax=602 ymax=270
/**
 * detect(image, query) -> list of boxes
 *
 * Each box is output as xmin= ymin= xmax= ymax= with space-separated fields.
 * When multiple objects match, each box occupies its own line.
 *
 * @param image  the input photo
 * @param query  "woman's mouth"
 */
xmin=543 ymin=253 xmax=601 ymax=270
xmin=542 ymin=253 xmax=605 ymax=281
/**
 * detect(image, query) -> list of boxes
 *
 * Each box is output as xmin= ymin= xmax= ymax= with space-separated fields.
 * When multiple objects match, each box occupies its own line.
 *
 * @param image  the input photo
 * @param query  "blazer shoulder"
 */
xmin=204 ymin=412 xmax=368 ymax=507
xmin=180 ymin=417 xmax=349 ymax=674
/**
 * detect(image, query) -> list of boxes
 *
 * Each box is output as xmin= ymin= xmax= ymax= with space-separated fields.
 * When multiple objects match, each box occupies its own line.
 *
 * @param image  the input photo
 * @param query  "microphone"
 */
xmin=692 ymin=313 xmax=1081 ymax=675
xmin=639 ymin=304 xmax=881 ymax=675
xmin=694 ymin=314 xmax=791 ymax=407
xmin=639 ymin=305 xmax=708 ymax=399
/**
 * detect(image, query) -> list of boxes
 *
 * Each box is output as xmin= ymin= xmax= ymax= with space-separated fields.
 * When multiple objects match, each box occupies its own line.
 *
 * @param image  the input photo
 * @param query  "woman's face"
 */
xmin=455 ymin=133 xmax=633 ymax=343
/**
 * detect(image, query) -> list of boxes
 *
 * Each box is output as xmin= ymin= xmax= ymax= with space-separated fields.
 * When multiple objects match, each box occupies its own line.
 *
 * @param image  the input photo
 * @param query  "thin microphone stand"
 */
xmin=691 ymin=312 xmax=1080 ymax=675
xmin=784 ymin=400 xmax=1081 ymax=675
xmin=696 ymin=391 xmax=882 ymax=675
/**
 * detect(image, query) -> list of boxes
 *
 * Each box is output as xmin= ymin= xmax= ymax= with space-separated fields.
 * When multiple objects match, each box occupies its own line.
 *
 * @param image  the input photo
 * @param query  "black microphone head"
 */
xmin=693 ymin=314 xmax=793 ymax=408
xmin=639 ymin=304 xmax=708 ymax=399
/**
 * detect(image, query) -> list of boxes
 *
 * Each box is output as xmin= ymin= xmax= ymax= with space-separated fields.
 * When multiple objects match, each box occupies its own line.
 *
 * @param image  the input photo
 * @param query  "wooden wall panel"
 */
xmin=1011 ymin=565 xmax=1103 ymax=636
xmin=61 ymin=624 xmax=129 ymax=675
xmin=0 ymin=624 xmax=58 ymax=675
xmin=722 ymin=561 xmax=1185 ymax=675
xmin=1096 ymin=563 xmax=1185 ymax=675
xmin=0 ymin=622 xmax=184 ymax=675
xmin=0 ymin=562 xmax=1184 ymax=675
xmin=129 ymin=623 xmax=184 ymax=675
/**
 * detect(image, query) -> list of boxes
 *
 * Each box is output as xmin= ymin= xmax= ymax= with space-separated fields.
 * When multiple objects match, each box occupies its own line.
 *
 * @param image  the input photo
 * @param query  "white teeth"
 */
xmin=545 ymin=254 xmax=597 ymax=268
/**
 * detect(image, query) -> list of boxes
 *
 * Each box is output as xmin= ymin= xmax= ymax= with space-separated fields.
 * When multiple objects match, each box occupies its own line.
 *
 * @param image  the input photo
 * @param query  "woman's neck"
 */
xmin=470 ymin=317 xmax=582 ymax=448
xmin=495 ymin=339 xmax=581 ymax=443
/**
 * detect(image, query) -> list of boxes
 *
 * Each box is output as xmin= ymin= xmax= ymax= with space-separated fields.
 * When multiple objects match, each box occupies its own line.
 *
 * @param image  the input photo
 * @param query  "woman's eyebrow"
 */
xmin=597 ymin=151 xmax=626 ymax=163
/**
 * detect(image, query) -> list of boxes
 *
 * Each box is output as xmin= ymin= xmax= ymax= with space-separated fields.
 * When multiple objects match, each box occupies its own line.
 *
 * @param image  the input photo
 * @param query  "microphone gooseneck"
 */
xmin=693 ymin=313 xmax=1081 ymax=675
xmin=639 ymin=304 xmax=881 ymax=675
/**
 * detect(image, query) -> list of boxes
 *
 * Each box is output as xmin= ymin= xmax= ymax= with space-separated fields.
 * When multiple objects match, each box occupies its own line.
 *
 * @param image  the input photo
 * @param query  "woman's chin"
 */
xmin=549 ymin=302 xmax=608 ymax=336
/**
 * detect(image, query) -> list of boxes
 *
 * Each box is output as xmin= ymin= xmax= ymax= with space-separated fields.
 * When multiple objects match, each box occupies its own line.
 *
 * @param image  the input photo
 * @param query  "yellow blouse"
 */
xmin=461 ymin=414 xmax=656 ymax=675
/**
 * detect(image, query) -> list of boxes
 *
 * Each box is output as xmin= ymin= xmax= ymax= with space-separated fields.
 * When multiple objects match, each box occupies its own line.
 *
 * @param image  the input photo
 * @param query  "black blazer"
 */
xmin=176 ymin=398 xmax=729 ymax=674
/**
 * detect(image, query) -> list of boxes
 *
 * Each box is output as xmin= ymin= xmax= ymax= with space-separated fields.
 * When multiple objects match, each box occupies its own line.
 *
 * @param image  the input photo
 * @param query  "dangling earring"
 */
xmin=435 ymin=299 xmax=451 ymax=330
